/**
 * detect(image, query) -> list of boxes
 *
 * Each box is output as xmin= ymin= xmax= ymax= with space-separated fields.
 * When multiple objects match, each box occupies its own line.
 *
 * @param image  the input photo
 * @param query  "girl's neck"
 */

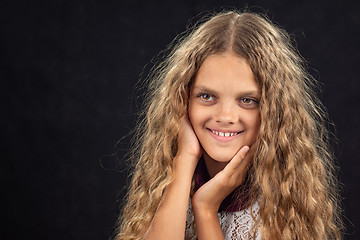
xmin=203 ymin=152 xmax=229 ymax=178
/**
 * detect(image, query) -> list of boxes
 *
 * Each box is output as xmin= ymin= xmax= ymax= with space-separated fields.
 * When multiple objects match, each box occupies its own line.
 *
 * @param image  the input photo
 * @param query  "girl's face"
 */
xmin=189 ymin=52 xmax=260 ymax=164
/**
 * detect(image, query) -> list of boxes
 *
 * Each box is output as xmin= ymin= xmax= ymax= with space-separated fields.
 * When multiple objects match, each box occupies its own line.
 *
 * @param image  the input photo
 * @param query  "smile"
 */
xmin=209 ymin=129 xmax=242 ymax=137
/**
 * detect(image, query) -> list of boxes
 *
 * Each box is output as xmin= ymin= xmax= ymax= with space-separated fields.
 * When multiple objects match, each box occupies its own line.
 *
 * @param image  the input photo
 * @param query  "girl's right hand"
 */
xmin=175 ymin=115 xmax=203 ymax=171
xmin=143 ymin=115 xmax=202 ymax=240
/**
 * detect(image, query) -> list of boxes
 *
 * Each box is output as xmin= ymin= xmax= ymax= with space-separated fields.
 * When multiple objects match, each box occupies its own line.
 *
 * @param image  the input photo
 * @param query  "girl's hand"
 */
xmin=143 ymin=115 xmax=202 ymax=240
xmin=191 ymin=145 xmax=253 ymax=214
xmin=175 ymin=115 xmax=203 ymax=171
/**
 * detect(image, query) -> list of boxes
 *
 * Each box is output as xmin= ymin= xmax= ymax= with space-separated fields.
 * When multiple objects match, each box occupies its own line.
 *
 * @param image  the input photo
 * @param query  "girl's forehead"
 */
xmin=192 ymin=53 xmax=259 ymax=94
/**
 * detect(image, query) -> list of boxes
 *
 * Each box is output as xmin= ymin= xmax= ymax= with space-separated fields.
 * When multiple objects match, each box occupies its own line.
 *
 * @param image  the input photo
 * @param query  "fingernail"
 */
xmin=243 ymin=146 xmax=250 ymax=154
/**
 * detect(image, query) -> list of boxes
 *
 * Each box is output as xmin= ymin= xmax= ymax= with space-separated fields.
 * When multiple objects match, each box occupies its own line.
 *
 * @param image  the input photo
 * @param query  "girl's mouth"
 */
xmin=208 ymin=128 xmax=244 ymax=140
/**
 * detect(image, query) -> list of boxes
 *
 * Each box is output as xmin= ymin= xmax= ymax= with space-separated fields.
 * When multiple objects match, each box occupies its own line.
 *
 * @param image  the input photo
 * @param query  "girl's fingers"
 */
xmin=176 ymin=115 xmax=202 ymax=167
xmin=225 ymin=145 xmax=251 ymax=173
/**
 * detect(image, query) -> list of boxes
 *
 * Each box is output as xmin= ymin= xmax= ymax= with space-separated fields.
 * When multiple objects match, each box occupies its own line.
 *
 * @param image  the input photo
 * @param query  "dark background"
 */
xmin=1 ymin=0 xmax=359 ymax=239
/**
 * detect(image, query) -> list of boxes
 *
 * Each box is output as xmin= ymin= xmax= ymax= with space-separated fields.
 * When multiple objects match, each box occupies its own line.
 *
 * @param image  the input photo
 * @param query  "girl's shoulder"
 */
xmin=185 ymin=200 xmax=261 ymax=240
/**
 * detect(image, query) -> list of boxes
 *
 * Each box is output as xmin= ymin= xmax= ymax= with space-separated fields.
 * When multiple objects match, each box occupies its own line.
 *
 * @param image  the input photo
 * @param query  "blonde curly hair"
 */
xmin=114 ymin=11 xmax=343 ymax=240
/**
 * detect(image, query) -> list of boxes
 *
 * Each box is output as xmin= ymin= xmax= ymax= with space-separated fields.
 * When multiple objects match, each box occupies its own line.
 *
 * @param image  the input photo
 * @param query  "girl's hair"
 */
xmin=115 ymin=11 xmax=343 ymax=240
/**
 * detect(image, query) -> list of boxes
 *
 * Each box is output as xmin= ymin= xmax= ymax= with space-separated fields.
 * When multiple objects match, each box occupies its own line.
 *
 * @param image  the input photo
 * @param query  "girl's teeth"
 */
xmin=211 ymin=130 xmax=238 ymax=137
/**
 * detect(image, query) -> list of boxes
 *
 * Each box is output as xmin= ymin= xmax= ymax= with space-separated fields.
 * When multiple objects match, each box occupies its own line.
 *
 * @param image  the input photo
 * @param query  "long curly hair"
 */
xmin=115 ymin=11 xmax=343 ymax=240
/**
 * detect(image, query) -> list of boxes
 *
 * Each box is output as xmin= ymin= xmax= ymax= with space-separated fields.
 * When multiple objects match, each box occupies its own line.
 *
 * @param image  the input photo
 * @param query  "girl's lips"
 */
xmin=207 ymin=128 xmax=244 ymax=142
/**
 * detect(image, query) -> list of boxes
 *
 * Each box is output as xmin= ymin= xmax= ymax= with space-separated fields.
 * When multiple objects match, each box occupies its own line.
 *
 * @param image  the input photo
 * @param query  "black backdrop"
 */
xmin=1 ymin=0 xmax=359 ymax=239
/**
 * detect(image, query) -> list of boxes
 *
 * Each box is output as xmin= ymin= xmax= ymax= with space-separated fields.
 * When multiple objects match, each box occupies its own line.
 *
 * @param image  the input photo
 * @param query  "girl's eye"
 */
xmin=241 ymin=98 xmax=253 ymax=104
xmin=240 ymin=98 xmax=259 ymax=107
xmin=200 ymin=94 xmax=213 ymax=101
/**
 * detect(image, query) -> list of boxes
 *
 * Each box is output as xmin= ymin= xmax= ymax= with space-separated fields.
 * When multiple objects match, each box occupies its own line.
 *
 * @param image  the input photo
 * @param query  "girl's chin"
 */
xmin=203 ymin=151 xmax=236 ymax=163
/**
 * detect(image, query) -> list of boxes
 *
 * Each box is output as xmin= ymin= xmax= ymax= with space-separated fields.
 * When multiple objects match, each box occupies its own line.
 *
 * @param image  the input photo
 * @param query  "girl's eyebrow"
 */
xmin=192 ymin=86 xmax=217 ymax=95
xmin=193 ymin=86 xmax=260 ymax=97
xmin=238 ymin=91 xmax=261 ymax=97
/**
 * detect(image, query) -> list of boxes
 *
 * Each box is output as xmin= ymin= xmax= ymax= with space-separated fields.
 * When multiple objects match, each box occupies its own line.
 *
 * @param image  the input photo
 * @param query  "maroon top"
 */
xmin=193 ymin=157 xmax=251 ymax=212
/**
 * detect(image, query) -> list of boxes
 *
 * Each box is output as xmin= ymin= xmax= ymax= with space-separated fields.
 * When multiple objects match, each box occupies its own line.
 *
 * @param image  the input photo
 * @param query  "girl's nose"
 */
xmin=214 ymin=102 xmax=237 ymax=124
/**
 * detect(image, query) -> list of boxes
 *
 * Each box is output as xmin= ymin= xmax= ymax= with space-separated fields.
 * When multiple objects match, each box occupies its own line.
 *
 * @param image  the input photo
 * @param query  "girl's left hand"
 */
xmin=191 ymin=145 xmax=253 ymax=214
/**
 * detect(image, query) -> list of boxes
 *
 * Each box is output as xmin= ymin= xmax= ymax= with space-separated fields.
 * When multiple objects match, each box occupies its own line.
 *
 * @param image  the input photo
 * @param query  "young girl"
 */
xmin=115 ymin=11 xmax=343 ymax=240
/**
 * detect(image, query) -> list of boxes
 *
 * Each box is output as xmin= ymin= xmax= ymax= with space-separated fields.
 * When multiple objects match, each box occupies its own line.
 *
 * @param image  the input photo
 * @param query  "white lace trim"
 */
xmin=185 ymin=200 xmax=261 ymax=240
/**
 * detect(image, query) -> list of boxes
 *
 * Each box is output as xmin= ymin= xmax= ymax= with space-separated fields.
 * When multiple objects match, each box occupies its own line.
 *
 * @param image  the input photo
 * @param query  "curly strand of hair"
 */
xmin=240 ymin=12 xmax=343 ymax=239
xmin=115 ymin=32 xmax=196 ymax=239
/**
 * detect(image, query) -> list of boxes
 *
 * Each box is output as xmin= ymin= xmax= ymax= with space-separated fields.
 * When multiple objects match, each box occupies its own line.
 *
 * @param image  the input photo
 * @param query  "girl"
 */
xmin=115 ymin=11 xmax=343 ymax=240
